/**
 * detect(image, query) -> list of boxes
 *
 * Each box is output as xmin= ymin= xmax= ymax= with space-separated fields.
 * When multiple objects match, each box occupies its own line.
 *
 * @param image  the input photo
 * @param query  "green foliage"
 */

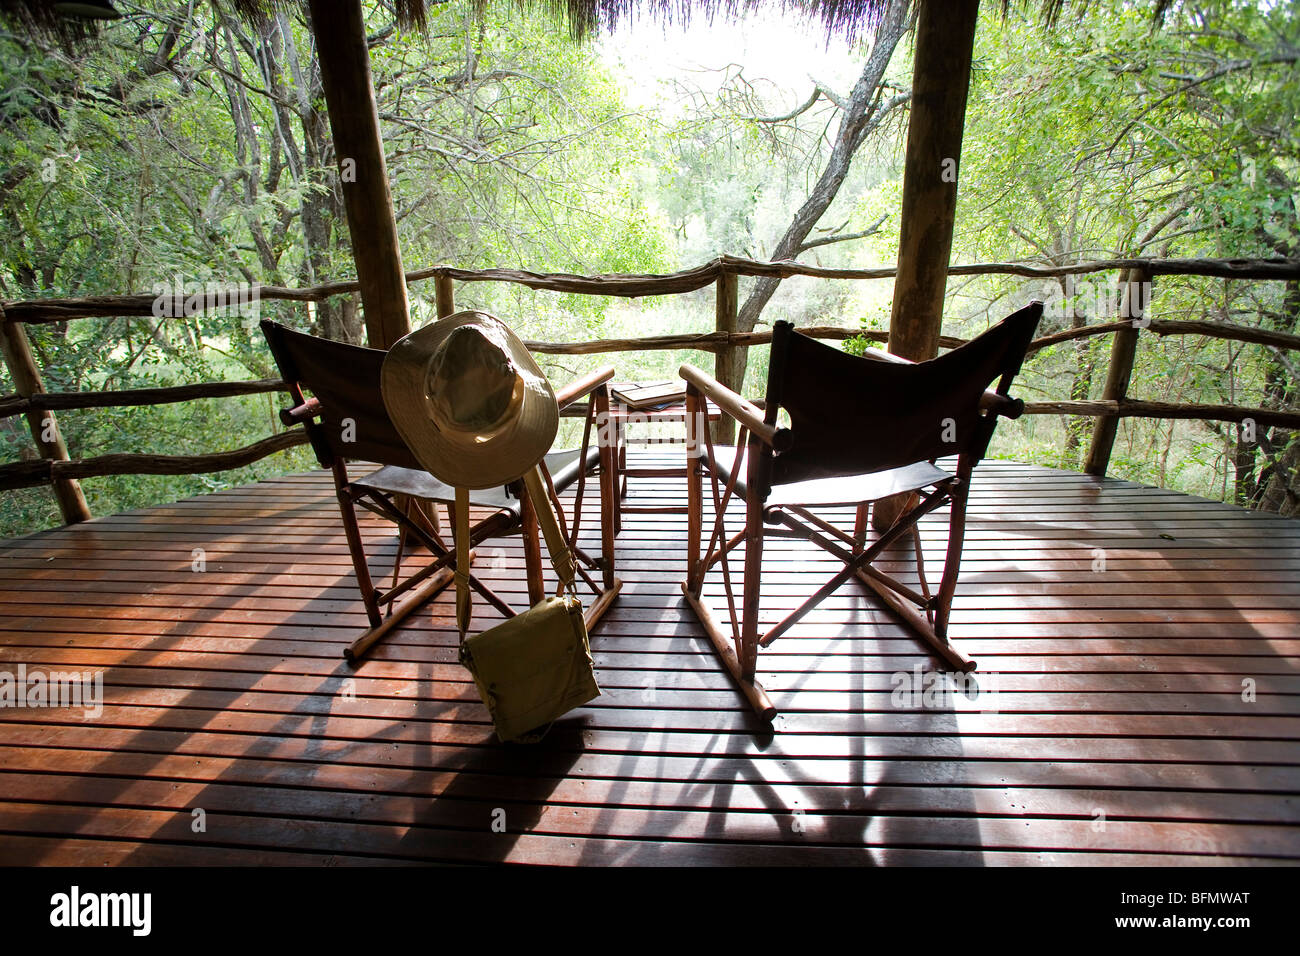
xmin=0 ymin=0 xmax=674 ymax=536
xmin=945 ymin=0 xmax=1300 ymax=502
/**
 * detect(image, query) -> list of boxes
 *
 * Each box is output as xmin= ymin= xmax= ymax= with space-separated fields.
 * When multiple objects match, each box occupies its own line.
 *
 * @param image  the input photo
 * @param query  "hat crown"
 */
xmin=426 ymin=325 xmax=524 ymax=440
xmin=381 ymin=309 xmax=559 ymax=490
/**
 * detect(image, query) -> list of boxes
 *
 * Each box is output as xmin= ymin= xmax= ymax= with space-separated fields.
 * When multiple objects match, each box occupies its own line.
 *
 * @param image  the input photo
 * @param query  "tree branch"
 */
xmin=796 ymin=214 xmax=888 ymax=252
xmin=746 ymin=86 xmax=821 ymax=124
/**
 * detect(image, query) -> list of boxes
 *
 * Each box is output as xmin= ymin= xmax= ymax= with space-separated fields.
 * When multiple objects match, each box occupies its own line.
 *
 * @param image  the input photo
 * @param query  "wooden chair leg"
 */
xmin=333 ymin=464 xmax=382 ymax=629
xmin=853 ymin=502 xmax=870 ymax=554
xmin=617 ymin=418 xmax=628 ymax=501
xmin=773 ymin=489 xmax=975 ymax=674
xmin=581 ymin=394 xmax=624 ymax=632
xmin=682 ymin=582 xmax=776 ymax=721
xmin=850 ymin=482 xmax=975 ymax=672
xmin=594 ymin=385 xmax=619 ymax=589
xmin=679 ymin=428 xmax=778 ymax=721
xmin=933 ymin=479 xmax=970 ymax=641
xmin=584 ymin=579 xmax=622 ymax=632
xmin=520 ymin=485 xmax=545 ymax=605
xmin=739 ymin=473 xmax=765 ymax=680
xmin=345 ymin=557 xmax=465 ymax=662
xmin=388 ymin=519 xmax=408 ymax=612
xmin=684 ymin=388 xmax=704 ymax=595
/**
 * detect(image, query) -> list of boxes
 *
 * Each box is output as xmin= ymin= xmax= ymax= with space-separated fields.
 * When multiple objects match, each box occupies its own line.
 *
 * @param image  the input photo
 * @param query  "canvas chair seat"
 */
xmin=356 ymin=446 xmax=600 ymax=513
xmin=705 ymin=444 xmax=952 ymax=508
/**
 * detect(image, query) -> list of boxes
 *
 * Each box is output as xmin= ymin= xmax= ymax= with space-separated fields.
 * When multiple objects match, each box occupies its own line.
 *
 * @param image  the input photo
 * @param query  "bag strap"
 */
xmin=522 ymin=466 xmax=576 ymax=594
xmin=454 ymin=486 xmax=473 ymax=640
xmin=455 ymin=463 xmax=577 ymax=642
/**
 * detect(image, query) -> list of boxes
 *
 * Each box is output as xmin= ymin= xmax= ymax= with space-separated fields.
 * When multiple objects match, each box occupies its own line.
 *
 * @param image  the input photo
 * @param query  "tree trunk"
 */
xmin=1233 ymin=423 xmax=1255 ymax=506
xmin=727 ymin=0 xmax=910 ymax=397
xmin=1250 ymin=278 xmax=1300 ymax=513
xmin=1064 ymin=341 xmax=1097 ymax=464
xmin=1063 ymin=274 xmax=1099 ymax=465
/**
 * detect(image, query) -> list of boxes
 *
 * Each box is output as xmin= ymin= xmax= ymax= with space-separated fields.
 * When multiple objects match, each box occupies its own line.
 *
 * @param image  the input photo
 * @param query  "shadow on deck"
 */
xmin=0 ymin=456 xmax=1297 ymax=865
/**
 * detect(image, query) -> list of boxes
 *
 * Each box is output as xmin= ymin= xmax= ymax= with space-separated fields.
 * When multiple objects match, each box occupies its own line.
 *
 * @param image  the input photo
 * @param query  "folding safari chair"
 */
xmin=679 ymin=302 xmax=1043 ymax=719
xmin=261 ymin=320 xmax=622 ymax=662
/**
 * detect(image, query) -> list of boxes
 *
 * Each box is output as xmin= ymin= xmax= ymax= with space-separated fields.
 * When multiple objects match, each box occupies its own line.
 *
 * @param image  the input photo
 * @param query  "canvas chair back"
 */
xmin=764 ymin=302 xmax=1041 ymax=487
xmin=261 ymin=320 xmax=422 ymax=471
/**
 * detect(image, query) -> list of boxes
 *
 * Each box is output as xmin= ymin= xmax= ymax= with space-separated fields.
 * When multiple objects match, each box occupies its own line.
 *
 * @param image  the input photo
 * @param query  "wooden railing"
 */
xmin=3 ymin=254 xmax=1298 ymax=525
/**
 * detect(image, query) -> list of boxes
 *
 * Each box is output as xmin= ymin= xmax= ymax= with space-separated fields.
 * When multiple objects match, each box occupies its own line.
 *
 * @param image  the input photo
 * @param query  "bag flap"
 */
xmin=462 ymin=596 xmax=586 ymax=678
xmin=460 ymin=596 xmax=598 ymax=739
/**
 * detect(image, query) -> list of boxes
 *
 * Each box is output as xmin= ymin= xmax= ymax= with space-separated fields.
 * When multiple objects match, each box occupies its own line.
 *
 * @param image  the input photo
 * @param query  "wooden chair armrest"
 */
xmin=679 ymin=364 xmax=793 ymax=452
xmin=555 ymin=365 xmax=615 ymax=411
xmin=279 ymin=396 xmax=321 ymax=426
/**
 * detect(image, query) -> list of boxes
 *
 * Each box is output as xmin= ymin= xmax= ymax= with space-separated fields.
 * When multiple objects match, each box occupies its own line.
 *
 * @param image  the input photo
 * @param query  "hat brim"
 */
xmin=381 ymin=311 xmax=559 ymax=489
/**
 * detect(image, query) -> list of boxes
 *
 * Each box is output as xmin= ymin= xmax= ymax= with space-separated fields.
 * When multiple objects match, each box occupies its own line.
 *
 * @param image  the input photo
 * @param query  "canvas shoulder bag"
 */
xmin=454 ymin=466 xmax=600 ymax=743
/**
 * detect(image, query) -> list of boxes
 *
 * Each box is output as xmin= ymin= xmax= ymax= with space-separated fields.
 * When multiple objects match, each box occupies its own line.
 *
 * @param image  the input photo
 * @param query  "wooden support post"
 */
xmin=307 ymin=0 xmax=410 ymax=349
xmin=887 ymin=0 xmax=980 ymax=360
xmin=712 ymin=270 xmax=739 ymax=446
xmin=0 ymin=310 xmax=91 ymax=524
xmin=876 ymin=0 xmax=979 ymax=532
xmin=1085 ymin=269 xmax=1150 ymax=477
xmin=434 ymin=273 xmax=456 ymax=319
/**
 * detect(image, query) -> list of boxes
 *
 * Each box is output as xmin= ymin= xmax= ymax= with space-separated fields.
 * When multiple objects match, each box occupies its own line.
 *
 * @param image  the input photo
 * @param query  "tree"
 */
xmin=725 ymin=0 xmax=910 ymax=396
xmin=0 ymin=0 xmax=672 ymax=534
xmin=952 ymin=0 xmax=1299 ymax=510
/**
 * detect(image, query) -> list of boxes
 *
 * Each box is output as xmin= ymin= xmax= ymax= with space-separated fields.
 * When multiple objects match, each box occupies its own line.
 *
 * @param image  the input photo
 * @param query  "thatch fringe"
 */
xmin=0 ymin=0 xmax=99 ymax=48
xmin=501 ymin=0 xmax=896 ymax=43
xmin=0 ymin=0 xmax=1177 ymax=50
xmin=490 ymin=0 xmax=1175 ymax=42
xmin=228 ymin=0 xmax=427 ymax=30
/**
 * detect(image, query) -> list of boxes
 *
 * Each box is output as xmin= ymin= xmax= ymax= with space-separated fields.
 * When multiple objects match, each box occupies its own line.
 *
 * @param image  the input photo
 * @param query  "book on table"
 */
xmin=611 ymin=380 xmax=686 ymax=409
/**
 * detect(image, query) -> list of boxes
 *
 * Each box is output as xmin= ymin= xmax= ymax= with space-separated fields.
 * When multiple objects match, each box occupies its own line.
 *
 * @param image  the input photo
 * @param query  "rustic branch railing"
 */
xmin=2 ymin=253 xmax=1297 ymax=525
xmin=0 ymin=431 xmax=308 ymax=492
xmin=0 ymin=378 xmax=283 ymax=417
xmin=8 ymin=255 xmax=1298 ymax=324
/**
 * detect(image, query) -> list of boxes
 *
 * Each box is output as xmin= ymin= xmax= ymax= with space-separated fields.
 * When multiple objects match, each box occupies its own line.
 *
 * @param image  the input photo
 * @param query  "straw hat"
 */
xmin=381 ymin=310 xmax=558 ymax=489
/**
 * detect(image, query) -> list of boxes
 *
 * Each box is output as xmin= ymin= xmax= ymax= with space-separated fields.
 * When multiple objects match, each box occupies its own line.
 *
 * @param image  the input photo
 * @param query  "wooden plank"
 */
xmin=1 ymin=773 xmax=1296 ymax=857
xmin=7 ymin=748 xmax=1300 ymax=819
xmin=5 ymin=723 xmax=1299 ymax=795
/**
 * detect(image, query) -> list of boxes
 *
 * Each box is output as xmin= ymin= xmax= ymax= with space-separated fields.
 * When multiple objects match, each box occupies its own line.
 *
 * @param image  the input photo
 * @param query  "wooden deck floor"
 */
xmin=0 ymin=456 xmax=1298 ymax=865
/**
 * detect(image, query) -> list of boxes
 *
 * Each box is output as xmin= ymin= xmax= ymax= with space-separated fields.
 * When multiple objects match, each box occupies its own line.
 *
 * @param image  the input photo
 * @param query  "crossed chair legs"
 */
xmin=337 ymin=455 xmax=621 ymax=664
xmin=757 ymin=480 xmax=975 ymax=673
xmin=682 ymin=426 xmax=977 ymax=722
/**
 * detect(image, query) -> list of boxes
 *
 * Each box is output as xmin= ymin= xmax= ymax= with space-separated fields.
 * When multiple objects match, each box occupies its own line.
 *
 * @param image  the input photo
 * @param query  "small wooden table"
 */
xmin=608 ymin=382 xmax=720 ymax=533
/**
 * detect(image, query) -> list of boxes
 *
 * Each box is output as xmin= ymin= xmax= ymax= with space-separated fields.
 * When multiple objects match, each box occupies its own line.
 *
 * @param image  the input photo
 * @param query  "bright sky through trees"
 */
xmin=598 ymin=7 xmax=863 ymax=115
